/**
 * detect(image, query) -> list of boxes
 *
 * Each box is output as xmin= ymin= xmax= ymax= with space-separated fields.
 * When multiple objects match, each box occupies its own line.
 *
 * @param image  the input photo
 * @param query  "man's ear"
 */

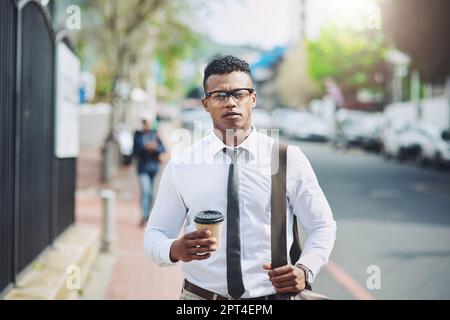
xmin=251 ymin=91 xmax=257 ymax=108
xmin=202 ymin=98 xmax=210 ymax=113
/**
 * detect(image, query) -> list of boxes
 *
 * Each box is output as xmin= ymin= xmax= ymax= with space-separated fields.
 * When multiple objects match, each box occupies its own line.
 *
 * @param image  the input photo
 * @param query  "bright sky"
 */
xmin=197 ymin=0 xmax=379 ymax=49
xmin=197 ymin=0 xmax=292 ymax=50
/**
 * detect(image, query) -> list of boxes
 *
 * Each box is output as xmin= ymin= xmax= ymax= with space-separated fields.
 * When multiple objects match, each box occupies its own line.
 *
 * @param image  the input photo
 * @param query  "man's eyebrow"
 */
xmin=207 ymin=88 xmax=252 ymax=94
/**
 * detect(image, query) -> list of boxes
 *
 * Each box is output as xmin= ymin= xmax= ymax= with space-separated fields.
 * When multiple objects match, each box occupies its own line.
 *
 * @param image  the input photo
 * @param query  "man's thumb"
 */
xmin=262 ymin=263 xmax=272 ymax=270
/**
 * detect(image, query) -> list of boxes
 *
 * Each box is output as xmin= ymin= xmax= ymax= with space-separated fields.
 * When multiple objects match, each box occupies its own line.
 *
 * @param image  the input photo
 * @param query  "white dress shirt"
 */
xmin=144 ymin=126 xmax=336 ymax=298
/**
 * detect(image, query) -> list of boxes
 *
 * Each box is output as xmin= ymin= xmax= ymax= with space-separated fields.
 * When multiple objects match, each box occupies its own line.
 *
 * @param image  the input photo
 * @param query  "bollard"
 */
xmin=101 ymin=139 xmax=114 ymax=183
xmin=100 ymin=189 xmax=116 ymax=253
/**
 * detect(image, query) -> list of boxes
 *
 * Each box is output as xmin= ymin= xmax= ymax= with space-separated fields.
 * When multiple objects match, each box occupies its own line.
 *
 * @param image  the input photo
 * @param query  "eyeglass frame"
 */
xmin=204 ymin=88 xmax=255 ymax=105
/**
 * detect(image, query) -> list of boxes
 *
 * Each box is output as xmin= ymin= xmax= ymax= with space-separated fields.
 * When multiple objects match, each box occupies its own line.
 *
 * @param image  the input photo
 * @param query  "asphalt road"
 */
xmin=290 ymin=140 xmax=450 ymax=300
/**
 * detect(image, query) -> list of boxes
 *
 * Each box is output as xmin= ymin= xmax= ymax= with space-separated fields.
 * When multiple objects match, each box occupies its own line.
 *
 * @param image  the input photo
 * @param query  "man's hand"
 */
xmin=170 ymin=230 xmax=217 ymax=263
xmin=263 ymin=263 xmax=306 ymax=294
xmin=145 ymin=141 xmax=157 ymax=151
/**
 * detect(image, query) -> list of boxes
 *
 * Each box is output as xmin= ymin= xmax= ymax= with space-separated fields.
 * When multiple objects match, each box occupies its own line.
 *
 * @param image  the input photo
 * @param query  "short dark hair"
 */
xmin=203 ymin=55 xmax=251 ymax=91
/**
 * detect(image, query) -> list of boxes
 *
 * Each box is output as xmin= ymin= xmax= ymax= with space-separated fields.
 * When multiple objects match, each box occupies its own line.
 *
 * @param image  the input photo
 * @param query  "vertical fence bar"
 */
xmin=50 ymin=30 xmax=56 ymax=246
xmin=0 ymin=0 xmax=18 ymax=294
xmin=13 ymin=0 xmax=23 ymax=285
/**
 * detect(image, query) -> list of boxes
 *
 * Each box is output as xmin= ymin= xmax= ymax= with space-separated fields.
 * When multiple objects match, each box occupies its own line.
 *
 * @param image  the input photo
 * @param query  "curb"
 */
xmin=3 ymin=224 xmax=100 ymax=300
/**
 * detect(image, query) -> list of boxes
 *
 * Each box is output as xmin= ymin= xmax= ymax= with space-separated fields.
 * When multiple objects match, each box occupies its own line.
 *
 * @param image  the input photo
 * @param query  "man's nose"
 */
xmin=224 ymin=94 xmax=238 ymax=108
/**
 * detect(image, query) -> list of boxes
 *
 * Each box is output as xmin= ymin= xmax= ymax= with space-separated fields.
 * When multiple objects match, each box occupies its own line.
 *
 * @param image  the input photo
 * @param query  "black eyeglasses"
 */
xmin=205 ymin=88 xmax=254 ymax=105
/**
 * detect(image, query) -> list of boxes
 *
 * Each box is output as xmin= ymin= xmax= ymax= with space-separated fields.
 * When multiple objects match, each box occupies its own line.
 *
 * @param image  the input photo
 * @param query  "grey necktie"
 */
xmin=225 ymin=147 xmax=245 ymax=299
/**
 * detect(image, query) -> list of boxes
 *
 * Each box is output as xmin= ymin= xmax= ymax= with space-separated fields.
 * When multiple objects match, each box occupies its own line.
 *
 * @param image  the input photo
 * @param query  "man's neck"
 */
xmin=215 ymin=126 xmax=253 ymax=147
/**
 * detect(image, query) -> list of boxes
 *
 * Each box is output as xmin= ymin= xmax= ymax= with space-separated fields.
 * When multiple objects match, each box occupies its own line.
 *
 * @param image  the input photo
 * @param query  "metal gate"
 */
xmin=55 ymin=158 xmax=76 ymax=236
xmin=0 ymin=0 xmax=77 ymax=295
xmin=17 ymin=1 xmax=55 ymax=272
xmin=0 ymin=0 xmax=18 ymax=295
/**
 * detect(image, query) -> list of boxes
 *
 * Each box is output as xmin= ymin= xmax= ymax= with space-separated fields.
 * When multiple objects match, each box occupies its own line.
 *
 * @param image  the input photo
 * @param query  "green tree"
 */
xmin=307 ymin=25 xmax=388 ymax=102
xmin=153 ymin=3 xmax=201 ymax=96
xmin=73 ymin=0 xmax=202 ymax=182
xmin=76 ymin=0 xmax=201 ymax=127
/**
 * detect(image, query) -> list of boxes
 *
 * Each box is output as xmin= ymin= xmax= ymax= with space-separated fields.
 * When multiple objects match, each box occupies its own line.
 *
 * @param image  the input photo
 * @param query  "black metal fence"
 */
xmin=55 ymin=158 xmax=76 ymax=236
xmin=0 ymin=0 xmax=18 ymax=296
xmin=0 ymin=0 xmax=76 ymax=295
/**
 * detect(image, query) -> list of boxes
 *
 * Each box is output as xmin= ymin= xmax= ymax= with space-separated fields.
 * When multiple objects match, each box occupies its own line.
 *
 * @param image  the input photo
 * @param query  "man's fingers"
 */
xmin=276 ymin=286 xmax=299 ymax=294
xmin=185 ymin=230 xmax=211 ymax=240
xmin=272 ymin=279 xmax=296 ymax=289
xmin=267 ymin=265 xmax=293 ymax=277
xmin=269 ymin=273 xmax=297 ymax=284
xmin=188 ymin=238 xmax=217 ymax=247
xmin=262 ymin=263 xmax=272 ymax=270
xmin=188 ymin=253 xmax=211 ymax=261
xmin=188 ymin=245 xmax=217 ymax=255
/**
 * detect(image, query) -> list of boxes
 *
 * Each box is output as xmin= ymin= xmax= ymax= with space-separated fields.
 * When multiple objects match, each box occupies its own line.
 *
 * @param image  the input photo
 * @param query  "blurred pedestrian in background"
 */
xmin=133 ymin=117 xmax=166 ymax=227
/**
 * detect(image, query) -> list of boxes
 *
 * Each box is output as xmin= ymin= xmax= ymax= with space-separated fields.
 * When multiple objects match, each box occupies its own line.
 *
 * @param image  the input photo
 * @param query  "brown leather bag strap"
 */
xmin=271 ymin=141 xmax=288 ymax=269
xmin=271 ymin=142 xmax=303 ymax=269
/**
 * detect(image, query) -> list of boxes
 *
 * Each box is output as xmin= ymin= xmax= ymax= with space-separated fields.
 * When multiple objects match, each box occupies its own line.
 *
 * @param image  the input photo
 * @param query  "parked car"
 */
xmin=180 ymin=107 xmax=207 ymax=128
xmin=381 ymin=120 xmax=450 ymax=168
xmin=382 ymin=120 xmax=420 ymax=160
xmin=407 ymin=122 xmax=450 ymax=167
xmin=252 ymin=108 xmax=272 ymax=130
xmin=157 ymin=104 xmax=179 ymax=122
xmin=271 ymin=108 xmax=298 ymax=136
xmin=179 ymin=107 xmax=212 ymax=137
xmin=284 ymin=112 xmax=331 ymax=142
xmin=333 ymin=109 xmax=383 ymax=152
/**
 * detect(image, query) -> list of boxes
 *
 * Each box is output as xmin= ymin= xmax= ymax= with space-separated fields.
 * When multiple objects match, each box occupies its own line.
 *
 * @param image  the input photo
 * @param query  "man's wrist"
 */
xmin=169 ymin=240 xmax=180 ymax=263
xmin=296 ymin=264 xmax=313 ymax=287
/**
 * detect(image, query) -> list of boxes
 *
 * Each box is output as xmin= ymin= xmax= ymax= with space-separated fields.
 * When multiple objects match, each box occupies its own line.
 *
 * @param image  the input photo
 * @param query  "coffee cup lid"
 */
xmin=194 ymin=210 xmax=224 ymax=224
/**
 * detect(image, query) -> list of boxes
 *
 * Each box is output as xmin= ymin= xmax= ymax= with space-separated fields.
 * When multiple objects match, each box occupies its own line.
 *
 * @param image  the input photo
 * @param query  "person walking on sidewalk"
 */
xmin=144 ymin=55 xmax=336 ymax=300
xmin=133 ymin=118 xmax=166 ymax=227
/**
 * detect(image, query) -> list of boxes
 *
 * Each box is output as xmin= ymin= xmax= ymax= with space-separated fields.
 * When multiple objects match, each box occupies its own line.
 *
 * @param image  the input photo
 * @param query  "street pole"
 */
xmin=411 ymin=70 xmax=421 ymax=120
xmin=447 ymin=76 xmax=450 ymax=130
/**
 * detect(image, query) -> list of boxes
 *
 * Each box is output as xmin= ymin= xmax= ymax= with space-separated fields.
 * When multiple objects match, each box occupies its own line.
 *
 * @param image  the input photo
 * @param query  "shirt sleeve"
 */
xmin=143 ymin=158 xmax=187 ymax=266
xmin=288 ymin=146 xmax=337 ymax=283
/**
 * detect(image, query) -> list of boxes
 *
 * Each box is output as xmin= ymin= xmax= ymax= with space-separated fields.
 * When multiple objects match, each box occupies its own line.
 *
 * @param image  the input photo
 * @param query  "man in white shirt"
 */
xmin=144 ymin=55 xmax=336 ymax=300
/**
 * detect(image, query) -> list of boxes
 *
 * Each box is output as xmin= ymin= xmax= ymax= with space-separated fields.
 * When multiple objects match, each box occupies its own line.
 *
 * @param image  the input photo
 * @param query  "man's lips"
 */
xmin=222 ymin=112 xmax=242 ymax=118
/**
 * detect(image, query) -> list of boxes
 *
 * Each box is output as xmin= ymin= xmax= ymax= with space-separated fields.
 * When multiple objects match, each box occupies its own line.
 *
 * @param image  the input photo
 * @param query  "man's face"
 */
xmin=202 ymin=71 xmax=256 ymax=133
xmin=142 ymin=120 xmax=150 ymax=131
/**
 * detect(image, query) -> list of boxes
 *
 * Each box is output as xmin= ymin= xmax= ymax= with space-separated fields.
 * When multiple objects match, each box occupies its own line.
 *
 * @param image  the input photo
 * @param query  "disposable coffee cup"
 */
xmin=194 ymin=210 xmax=224 ymax=249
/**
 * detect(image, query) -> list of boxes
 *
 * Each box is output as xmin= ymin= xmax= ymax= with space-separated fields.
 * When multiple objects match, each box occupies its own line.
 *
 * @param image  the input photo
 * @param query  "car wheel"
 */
xmin=433 ymin=152 xmax=443 ymax=170
xmin=381 ymin=147 xmax=391 ymax=160
xmin=416 ymin=149 xmax=428 ymax=167
xmin=396 ymin=149 xmax=405 ymax=162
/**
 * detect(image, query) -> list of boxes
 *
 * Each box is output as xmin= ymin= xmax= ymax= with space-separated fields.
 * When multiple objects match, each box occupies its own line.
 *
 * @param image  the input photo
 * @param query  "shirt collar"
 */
xmin=208 ymin=125 xmax=259 ymax=160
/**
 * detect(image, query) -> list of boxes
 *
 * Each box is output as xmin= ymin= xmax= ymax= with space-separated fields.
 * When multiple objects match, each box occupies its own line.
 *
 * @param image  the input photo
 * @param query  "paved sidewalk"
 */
xmin=76 ymin=122 xmax=184 ymax=299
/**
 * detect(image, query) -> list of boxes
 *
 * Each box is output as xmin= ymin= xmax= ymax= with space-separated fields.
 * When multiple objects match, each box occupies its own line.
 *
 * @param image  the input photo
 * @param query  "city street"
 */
xmin=2 ymin=0 xmax=450 ymax=303
xmin=292 ymin=140 xmax=450 ymax=299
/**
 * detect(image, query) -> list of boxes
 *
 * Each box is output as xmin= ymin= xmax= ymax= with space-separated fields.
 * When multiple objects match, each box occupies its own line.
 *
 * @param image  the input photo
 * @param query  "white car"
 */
xmin=271 ymin=108 xmax=298 ymax=135
xmin=252 ymin=108 xmax=272 ymax=130
xmin=382 ymin=120 xmax=450 ymax=167
xmin=333 ymin=110 xmax=383 ymax=151
xmin=382 ymin=120 xmax=422 ymax=160
xmin=410 ymin=122 xmax=450 ymax=167
xmin=284 ymin=112 xmax=331 ymax=142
